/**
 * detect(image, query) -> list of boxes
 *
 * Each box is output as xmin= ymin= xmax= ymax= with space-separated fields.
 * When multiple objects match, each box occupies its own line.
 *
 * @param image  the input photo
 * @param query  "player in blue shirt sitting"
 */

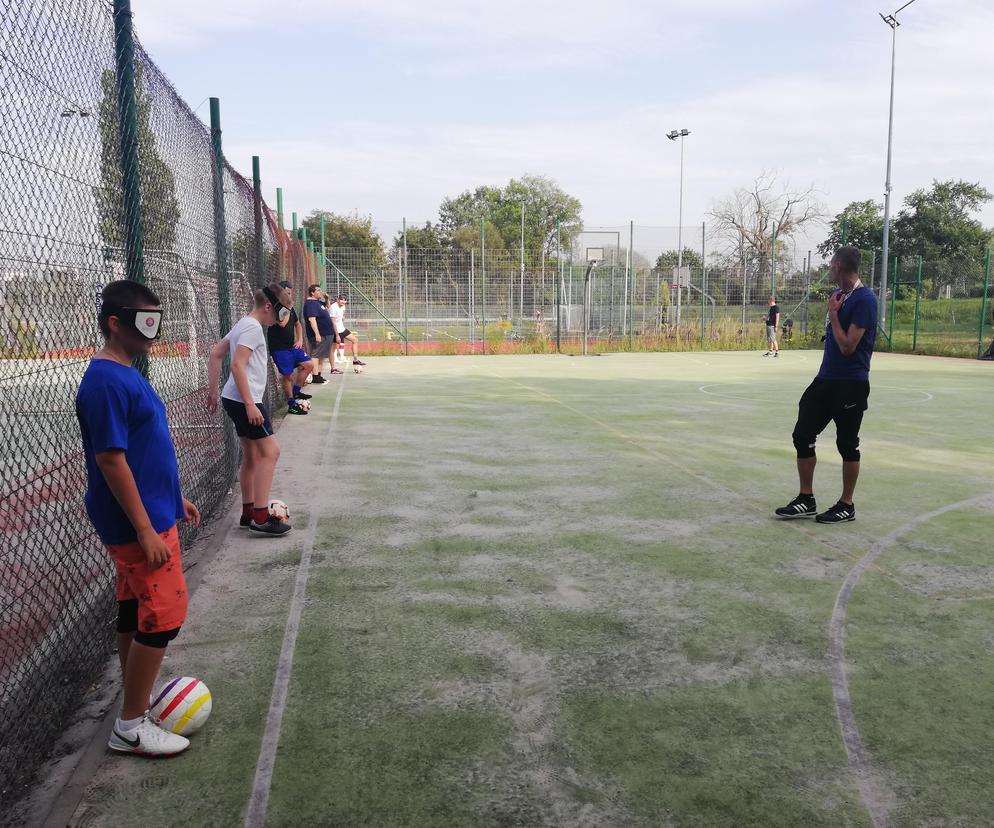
xmin=775 ymin=246 xmax=878 ymax=524
xmin=76 ymin=280 xmax=201 ymax=756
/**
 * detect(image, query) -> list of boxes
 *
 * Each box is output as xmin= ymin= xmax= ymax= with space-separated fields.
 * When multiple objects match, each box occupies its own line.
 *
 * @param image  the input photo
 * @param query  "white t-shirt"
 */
xmin=330 ymin=302 xmax=346 ymax=334
xmin=221 ymin=316 xmax=268 ymax=403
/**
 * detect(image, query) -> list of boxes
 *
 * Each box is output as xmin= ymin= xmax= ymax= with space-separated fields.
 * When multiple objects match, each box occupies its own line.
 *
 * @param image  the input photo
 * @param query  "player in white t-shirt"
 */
xmin=207 ymin=283 xmax=291 ymax=536
xmin=330 ymin=294 xmax=365 ymax=369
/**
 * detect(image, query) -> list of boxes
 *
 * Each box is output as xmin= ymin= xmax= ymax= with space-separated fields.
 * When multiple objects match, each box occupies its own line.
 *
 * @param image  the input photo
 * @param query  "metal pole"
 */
xmin=880 ymin=18 xmax=898 ymax=331
xmin=481 ymin=217 xmax=487 ymax=353
xmin=470 ymin=249 xmax=476 ymax=352
xmin=520 ymin=203 xmax=525 ymax=323
xmin=978 ymin=248 xmax=992 ymax=358
xmin=252 ymin=155 xmax=264 ymax=286
xmin=888 ymin=256 xmax=898 ymax=350
xmin=112 ymin=0 xmax=145 ymax=287
xmin=556 ymin=221 xmax=561 ymax=353
xmin=676 ymin=133 xmax=685 ymax=327
xmin=625 ymin=221 xmax=636 ymax=349
xmin=700 ymin=222 xmax=706 ymax=346
xmin=912 ymin=255 xmax=922 ymax=351
xmin=402 ymin=218 xmax=409 ymax=354
xmin=276 ymin=188 xmax=284 ymax=230
xmin=319 ymin=213 xmax=326 ymax=291
xmin=770 ymin=221 xmax=777 ymax=296
xmin=292 ymin=212 xmax=297 ymax=235
xmin=209 ymin=98 xmax=230 ymax=336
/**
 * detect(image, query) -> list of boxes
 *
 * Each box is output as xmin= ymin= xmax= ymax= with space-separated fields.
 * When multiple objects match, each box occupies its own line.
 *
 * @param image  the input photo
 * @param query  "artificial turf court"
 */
xmin=66 ymin=351 xmax=993 ymax=826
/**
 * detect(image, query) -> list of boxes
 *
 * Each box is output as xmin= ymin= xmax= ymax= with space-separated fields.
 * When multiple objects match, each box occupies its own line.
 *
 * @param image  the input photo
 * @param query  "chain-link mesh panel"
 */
xmin=0 ymin=0 xmax=298 ymax=800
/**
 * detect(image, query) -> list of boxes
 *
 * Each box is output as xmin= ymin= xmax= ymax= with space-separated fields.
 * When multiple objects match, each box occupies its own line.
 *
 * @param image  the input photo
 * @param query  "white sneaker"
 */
xmin=108 ymin=716 xmax=190 ymax=756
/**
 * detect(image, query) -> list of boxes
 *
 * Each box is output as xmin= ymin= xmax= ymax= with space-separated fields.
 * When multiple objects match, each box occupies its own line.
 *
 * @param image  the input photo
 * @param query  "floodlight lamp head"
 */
xmin=680 ymin=129 xmax=690 ymax=136
xmin=880 ymin=12 xmax=899 ymax=27
xmin=666 ymin=130 xmax=679 ymax=141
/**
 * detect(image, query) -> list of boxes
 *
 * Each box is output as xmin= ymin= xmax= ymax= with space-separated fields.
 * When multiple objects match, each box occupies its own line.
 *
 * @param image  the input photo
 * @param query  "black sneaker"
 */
xmin=773 ymin=352 xmax=779 ymax=358
xmin=295 ymin=390 xmax=313 ymax=400
xmin=239 ymin=515 xmax=252 ymax=528
xmin=311 ymin=374 xmax=327 ymax=384
xmin=775 ymin=494 xmax=817 ymax=519
xmin=763 ymin=351 xmax=771 ymax=357
xmin=816 ymin=501 xmax=856 ymax=524
xmin=250 ymin=516 xmax=292 ymax=535
xmin=330 ymin=368 xmax=344 ymax=375
xmin=287 ymin=400 xmax=308 ymax=415
xmin=352 ymin=359 xmax=366 ymax=366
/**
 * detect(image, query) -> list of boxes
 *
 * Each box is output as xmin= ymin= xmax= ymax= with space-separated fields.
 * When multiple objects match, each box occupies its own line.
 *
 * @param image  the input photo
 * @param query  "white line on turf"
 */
xmin=244 ymin=377 xmax=348 ymax=828
xmin=829 ymin=493 xmax=994 ymax=828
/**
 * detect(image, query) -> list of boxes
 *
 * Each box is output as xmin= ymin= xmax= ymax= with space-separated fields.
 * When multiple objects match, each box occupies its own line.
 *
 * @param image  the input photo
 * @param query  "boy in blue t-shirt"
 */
xmin=75 ymin=280 xmax=201 ymax=757
xmin=775 ymin=246 xmax=878 ymax=524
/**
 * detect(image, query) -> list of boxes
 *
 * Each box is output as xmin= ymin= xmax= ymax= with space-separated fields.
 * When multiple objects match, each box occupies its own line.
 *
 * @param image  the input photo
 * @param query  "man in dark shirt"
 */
xmin=775 ymin=246 xmax=878 ymax=524
xmin=268 ymin=280 xmax=313 ymax=413
xmin=763 ymin=297 xmax=780 ymax=357
xmin=302 ymin=284 xmax=340 ymax=380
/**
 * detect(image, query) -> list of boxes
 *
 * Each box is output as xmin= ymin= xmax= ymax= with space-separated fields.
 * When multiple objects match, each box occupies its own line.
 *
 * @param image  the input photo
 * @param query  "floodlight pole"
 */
xmin=583 ymin=259 xmax=598 ymax=356
xmin=668 ymin=128 xmax=690 ymax=326
xmin=879 ymin=0 xmax=918 ymax=331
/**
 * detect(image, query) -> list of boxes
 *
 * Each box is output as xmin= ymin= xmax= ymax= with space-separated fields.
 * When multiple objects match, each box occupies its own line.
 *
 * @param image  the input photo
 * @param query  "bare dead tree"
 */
xmin=709 ymin=170 xmax=824 ymax=289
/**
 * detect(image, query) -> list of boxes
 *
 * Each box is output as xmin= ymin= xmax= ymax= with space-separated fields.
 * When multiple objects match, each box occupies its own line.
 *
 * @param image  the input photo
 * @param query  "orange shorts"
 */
xmin=105 ymin=524 xmax=188 ymax=634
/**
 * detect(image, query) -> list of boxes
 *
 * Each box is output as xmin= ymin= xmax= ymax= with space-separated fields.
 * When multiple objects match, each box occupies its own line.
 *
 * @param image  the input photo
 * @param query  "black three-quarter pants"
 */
xmin=792 ymin=378 xmax=870 ymax=462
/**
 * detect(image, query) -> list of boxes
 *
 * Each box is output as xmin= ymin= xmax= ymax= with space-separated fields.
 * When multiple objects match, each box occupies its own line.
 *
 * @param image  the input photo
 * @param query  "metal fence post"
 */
xmin=888 ymin=256 xmax=897 ymax=350
xmin=112 ymin=0 xmax=145 ymax=288
xmin=556 ymin=221 xmax=561 ymax=353
xmin=481 ymin=217 xmax=487 ymax=354
xmin=209 ymin=98 xmax=230 ymax=336
xmin=252 ymin=155 xmax=264 ymax=286
xmin=402 ymin=218 xmax=409 ymax=354
xmin=700 ymin=222 xmax=706 ymax=347
xmin=978 ymin=247 xmax=992 ymax=358
xmin=912 ymin=255 xmax=922 ymax=351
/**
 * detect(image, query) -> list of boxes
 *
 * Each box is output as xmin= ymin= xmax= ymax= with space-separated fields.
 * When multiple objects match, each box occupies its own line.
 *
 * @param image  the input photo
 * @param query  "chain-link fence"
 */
xmin=328 ymin=233 xmax=992 ymax=357
xmin=0 ymin=0 xmax=316 ymax=802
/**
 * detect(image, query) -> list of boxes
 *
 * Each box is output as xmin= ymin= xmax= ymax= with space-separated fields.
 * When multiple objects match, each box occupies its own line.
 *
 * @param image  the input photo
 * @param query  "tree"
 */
xmin=451 ymin=220 xmax=506 ymax=253
xmin=891 ymin=180 xmax=992 ymax=261
xmin=709 ymin=170 xmax=824 ymax=280
xmin=654 ymin=248 xmax=703 ymax=272
xmin=396 ymin=221 xmax=445 ymax=252
xmin=439 ymin=175 xmax=583 ymax=256
xmin=818 ymin=200 xmax=883 ymax=257
xmin=95 ymin=67 xmax=179 ymax=256
xmin=302 ymin=210 xmax=385 ymax=262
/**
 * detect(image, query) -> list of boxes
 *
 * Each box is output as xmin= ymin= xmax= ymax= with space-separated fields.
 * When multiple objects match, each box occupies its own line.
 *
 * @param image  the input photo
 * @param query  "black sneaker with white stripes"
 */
xmin=774 ymin=494 xmax=817 ymax=519
xmin=816 ymin=500 xmax=856 ymax=524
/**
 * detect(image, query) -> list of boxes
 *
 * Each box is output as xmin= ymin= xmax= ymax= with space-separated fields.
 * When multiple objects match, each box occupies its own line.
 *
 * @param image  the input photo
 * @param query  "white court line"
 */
xmin=244 ymin=377 xmax=348 ymax=828
xmin=698 ymin=383 xmax=933 ymax=406
xmin=829 ymin=493 xmax=994 ymax=828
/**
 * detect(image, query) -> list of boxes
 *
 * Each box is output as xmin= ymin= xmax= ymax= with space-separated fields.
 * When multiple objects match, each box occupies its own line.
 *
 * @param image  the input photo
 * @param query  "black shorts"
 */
xmin=793 ymin=378 xmax=869 ymax=450
xmin=335 ymin=329 xmax=351 ymax=340
xmin=221 ymin=397 xmax=274 ymax=440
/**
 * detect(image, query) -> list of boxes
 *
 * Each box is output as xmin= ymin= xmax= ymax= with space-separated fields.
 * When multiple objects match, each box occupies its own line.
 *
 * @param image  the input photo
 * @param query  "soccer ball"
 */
xmin=353 ymin=365 xmax=363 ymax=374
xmin=269 ymin=499 xmax=290 ymax=521
xmin=294 ymin=399 xmax=311 ymax=413
xmin=150 ymin=676 xmax=212 ymax=736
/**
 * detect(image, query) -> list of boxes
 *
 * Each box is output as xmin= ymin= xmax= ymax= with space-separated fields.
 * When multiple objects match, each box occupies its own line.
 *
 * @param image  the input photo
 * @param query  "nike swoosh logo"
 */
xmin=844 ymin=404 xmax=856 ymax=409
xmin=115 ymin=730 xmax=141 ymax=748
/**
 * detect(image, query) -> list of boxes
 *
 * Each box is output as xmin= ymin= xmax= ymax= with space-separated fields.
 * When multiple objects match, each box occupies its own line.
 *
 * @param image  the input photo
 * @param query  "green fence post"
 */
xmin=403 ymin=218 xmax=409 ymax=355
xmin=481 ymin=218 xmax=487 ymax=354
xmin=209 ymin=98 xmax=230 ymax=336
xmin=700 ymin=222 xmax=706 ymax=348
xmin=556 ymin=221 xmax=561 ymax=354
xmin=292 ymin=212 xmax=298 ymax=235
xmin=978 ymin=247 xmax=992 ymax=358
xmin=912 ymin=255 xmax=922 ymax=351
xmin=112 ymin=0 xmax=147 ymax=375
xmin=888 ymin=256 xmax=897 ymax=351
xmin=252 ymin=156 xmax=264 ymax=286
xmin=275 ymin=187 xmax=286 ymax=281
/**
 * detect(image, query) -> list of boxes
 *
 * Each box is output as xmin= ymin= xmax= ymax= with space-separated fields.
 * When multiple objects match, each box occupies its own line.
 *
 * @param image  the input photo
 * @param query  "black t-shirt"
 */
xmin=766 ymin=304 xmax=780 ymax=326
xmin=268 ymin=308 xmax=298 ymax=352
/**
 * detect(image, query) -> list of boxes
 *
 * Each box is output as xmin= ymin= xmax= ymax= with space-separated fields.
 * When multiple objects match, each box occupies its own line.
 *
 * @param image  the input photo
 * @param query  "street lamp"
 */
xmin=667 ymin=128 xmax=690 ymax=325
xmin=879 ymin=0 xmax=919 ymax=330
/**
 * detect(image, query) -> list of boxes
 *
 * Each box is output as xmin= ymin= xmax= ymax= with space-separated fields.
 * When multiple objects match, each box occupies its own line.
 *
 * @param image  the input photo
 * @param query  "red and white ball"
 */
xmin=150 ymin=676 xmax=212 ymax=736
xmin=269 ymin=499 xmax=290 ymax=522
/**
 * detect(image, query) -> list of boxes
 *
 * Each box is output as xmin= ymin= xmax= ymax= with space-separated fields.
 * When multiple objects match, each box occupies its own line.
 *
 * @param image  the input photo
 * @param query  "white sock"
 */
xmin=116 ymin=714 xmax=144 ymax=732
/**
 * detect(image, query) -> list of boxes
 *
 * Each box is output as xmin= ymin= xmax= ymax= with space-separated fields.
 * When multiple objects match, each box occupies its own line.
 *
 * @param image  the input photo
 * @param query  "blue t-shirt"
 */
xmin=75 ymin=359 xmax=185 ymax=545
xmin=817 ymin=286 xmax=878 ymax=382
xmin=303 ymin=298 xmax=334 ymax=337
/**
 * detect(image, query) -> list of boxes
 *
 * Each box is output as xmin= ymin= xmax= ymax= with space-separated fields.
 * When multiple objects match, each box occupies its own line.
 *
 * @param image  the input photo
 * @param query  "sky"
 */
xmin=135 ymin=0 xmax=994 ymax=262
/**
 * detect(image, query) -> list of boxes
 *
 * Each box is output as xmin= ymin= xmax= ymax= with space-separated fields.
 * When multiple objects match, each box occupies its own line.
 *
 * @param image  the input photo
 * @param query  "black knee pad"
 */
xmin=133 ymin=627 xmax=181 ymax=649
xmin=836 ymin=435 xmax=861 ymax=463
xmin=117 ymin=600 xmax=139 ymax=634
xmin=792 ymin=430 xmax=817 ymax=459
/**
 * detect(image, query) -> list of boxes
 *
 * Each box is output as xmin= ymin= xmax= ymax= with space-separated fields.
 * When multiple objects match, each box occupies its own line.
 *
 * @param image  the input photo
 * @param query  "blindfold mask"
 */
xmin=101 ymin=302 xmax=163 ymax=340
xmin=263 ymin=287 xmax=291 ymax=323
